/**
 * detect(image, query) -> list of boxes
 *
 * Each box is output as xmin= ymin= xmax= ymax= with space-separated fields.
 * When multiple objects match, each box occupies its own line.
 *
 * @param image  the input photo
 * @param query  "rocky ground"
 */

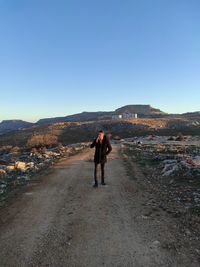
xmin=0 ymin=143 xmax=89 ymax=202
xmin=121 ymin=135 xmax=200 ymax=262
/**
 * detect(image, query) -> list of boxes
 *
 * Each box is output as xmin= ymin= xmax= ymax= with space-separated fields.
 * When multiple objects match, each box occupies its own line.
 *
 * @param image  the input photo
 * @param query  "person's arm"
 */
xmin=106 ymin=138 xmax=112 ymax=155
xmin=90 ymin=138 xmax=97 ymax=148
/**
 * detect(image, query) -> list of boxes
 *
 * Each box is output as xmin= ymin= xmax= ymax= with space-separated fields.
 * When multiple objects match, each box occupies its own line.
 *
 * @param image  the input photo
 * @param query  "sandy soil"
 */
xmin=0 ymin=145 xmax=198 ymax=267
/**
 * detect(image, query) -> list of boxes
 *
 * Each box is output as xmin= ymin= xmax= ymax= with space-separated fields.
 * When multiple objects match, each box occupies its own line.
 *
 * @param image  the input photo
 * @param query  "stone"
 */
xmin=0 ymin=183 xmax=7 ymax=189
xmin=15 ymin=161 xmax=26 ymax=171
xmin=38 ymin=163 xmax=46 ymax=169
xmin=141 ymin=215 xmax=149 ymax=220
xmin=44 ymin=151 xmax=60 ymax=157
xmin=163 ymin=159 xmax=177 ymax=164
xmin=17 ymin=175 xmax=30 ymax=181
xmin=162 ymin=165 xmax=179 ymax=177
xmin=152 ymin=241 xmax=161 ymax=247
xmin=6 ymin=165 xmax=15 ymax=172
xmin=26 ymin=162 xmax=35 ymax=169
xmin=162 ymin=164 xmax=175 ymax=174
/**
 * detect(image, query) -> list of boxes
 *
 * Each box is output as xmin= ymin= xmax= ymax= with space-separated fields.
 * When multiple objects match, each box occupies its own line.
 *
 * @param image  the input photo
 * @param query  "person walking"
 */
xmin=90 ymin=130 xmax=112 ymax=187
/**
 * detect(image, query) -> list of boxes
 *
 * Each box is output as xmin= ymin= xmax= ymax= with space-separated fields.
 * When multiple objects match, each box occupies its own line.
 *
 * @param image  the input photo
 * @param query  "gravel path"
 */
xmin=0 ymin=145 xmax=196 ymax=267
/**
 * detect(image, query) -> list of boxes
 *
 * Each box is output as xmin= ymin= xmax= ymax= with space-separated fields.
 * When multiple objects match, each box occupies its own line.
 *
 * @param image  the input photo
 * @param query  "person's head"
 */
xmin=98 ymin=130 xmax=105 ymax=141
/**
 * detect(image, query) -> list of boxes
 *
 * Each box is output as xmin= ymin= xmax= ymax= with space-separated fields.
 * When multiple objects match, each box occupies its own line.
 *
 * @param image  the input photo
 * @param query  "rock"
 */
xmin=44 ymin=151 xmax=60 ymax=157
xmin=163 ymin=160 xmax=177 ymax=164
xmin=17 ymin=175 xmax=30 ymax=181
xmin=26 ymin=162 xmax=35 ymax=169
xmin=195 ymin=249 xmax=200 ymax=255
xmin=180 ymin=161 xmax=191 ymax=169
xmin=34 ymin=166 xmax=39 ymax=172
xmin=152 ymin=241 xmax=161 ymax=247
xmin=15 ymin=161 xmax=26 ymax=172
xmin=162 ymin=164 xmax=175 ymax=174
xmin=0 ymin=182 xmax=7 ymax=189
xmin=37 ymin=163 xmax=46 ymax=169
xmin=6 ymin=165 xmax=15 ymax=172
xmin=185 ymin=229 xmax=191 ymax=236
xmin=43 ymin=154 xmax=50 ymax=159
xmin=141 ymin=215 xmax=149 ymax=220
xmin=74 ymin=147 xmax=81 ymax=151
xmin=162 ymin=164 xmax=179 ymax=177
xmin=36 ymin=154 xmax=44 ymax=160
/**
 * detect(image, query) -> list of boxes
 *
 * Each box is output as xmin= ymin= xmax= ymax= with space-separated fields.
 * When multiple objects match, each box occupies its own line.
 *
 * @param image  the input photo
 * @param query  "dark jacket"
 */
xmin=90 ymin=135 xmax=112 ymax=164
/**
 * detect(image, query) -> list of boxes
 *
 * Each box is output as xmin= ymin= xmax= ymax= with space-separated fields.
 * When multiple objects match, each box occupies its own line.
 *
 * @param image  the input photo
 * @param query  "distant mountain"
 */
xmin=115 ymin=105 xmax=165 ymax=115
xmin=0 ymin=105 xmax=166 ymax=135
xmin=0 ymin=120 xmax=33 ymax=135
xmin=37 ymin=105 xmax=165 ymax=125
xmin=37 ymin=111 xmax=113 ymax=125
xmin=182 ymin=111 xmax=200 ymax=116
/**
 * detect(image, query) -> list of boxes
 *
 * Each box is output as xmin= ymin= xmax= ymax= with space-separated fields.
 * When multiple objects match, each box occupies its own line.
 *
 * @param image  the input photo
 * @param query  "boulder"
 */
xmin=162 ymin=165 xmax=179 ymax=177
xmin=6 ymin=165 xmax=15 ymax=172
xmin=162 ymin=164 xmax=175 ymax=174
xmin=15 ymin=161 xmax=26 ymax=172
xmin=26 ymin=162 xmax=35 ymax=169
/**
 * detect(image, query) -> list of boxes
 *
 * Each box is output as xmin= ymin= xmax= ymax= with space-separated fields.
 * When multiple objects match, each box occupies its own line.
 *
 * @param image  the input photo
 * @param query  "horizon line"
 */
xmin=1 ymin=109 xmax=200 ymax=124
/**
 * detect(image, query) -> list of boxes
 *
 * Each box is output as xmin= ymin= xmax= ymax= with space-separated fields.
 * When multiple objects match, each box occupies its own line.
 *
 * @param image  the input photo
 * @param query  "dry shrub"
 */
xmin=10 ymin=146 xmax=21 ymax=153
xmin=27 ymin=134 xmax=58 ymax=148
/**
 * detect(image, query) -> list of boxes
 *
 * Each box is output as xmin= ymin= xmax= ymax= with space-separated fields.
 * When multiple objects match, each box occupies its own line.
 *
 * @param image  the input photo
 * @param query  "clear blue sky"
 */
xmin=0 ymin=0 xmax=200 ymax=122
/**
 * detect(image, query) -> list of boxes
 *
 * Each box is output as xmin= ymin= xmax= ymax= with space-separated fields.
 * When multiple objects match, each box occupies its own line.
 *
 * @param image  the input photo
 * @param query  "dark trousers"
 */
xmin=94 ymin=162 xmax=105 ymax=184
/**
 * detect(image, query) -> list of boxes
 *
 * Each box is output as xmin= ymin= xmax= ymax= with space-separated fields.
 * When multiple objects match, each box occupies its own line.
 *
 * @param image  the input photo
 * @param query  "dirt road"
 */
xmin=0 ymin=145 xmax=198 ymax=267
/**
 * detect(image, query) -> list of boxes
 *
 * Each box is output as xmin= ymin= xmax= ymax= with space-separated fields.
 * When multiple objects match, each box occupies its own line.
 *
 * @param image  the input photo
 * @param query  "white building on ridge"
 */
xmin=112 ymin=113 xmax=137 ymax=119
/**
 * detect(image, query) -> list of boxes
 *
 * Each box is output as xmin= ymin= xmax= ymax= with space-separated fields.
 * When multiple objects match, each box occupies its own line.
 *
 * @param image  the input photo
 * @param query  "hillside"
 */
xmin=0 ymin=120 xmax=33 ymax=135
xmin=0 ymin=115 xmax=200 ymax=148
xmin=1 ymin=105 xmax=200 ymax=141
xmin=37 ymin=111 xmax=113 ymax=125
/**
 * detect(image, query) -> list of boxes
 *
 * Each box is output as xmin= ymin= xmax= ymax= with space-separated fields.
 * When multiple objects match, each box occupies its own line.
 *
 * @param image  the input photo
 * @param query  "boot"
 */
xmin=101 ymin=177 xmax=106 ymax=185
xmin=93 ymin=180 xmax=98 ymax=188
